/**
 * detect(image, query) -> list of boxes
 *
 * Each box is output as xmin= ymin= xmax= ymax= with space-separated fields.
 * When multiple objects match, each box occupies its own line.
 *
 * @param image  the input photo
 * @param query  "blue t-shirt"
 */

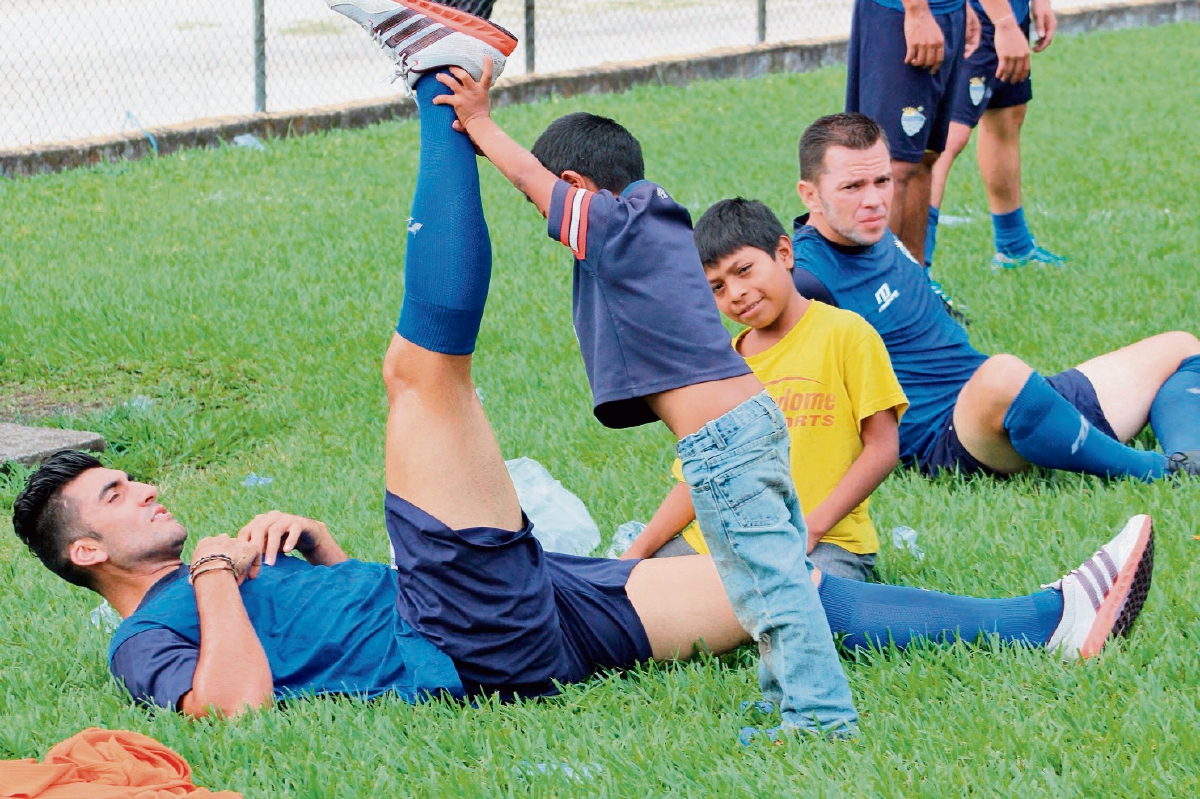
xmin=791 ymin=217 xmax=988 ymax=463
xmin=546 ymin=179 xmax=751 ymax=429
xmin=108 ymin=557 xmax=464 ymax=710
xmin=969 ymin=0 xmax=1030 ymax=24
xmin=869 ymin=0 xmax=966 ymax=18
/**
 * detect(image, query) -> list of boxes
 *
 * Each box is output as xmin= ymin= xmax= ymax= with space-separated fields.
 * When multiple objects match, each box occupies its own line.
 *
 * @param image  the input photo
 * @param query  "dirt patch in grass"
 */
xmin=0 ymin=389 xmax=104 ymax=424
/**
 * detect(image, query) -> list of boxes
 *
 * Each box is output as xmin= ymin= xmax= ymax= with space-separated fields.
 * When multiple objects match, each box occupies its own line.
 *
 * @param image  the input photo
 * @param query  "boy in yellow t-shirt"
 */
xmin=623 ymin=198 xmax=907 ymax=581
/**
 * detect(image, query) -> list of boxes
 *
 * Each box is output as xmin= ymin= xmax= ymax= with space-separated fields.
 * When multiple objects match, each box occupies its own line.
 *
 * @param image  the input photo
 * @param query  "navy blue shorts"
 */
xmin=846 ymin=1 xmax=966 ymax=161
xmin=385 ymin=492 xmax=652 ymax=699
xmin=950 ymin=16 xmax=1034 ymax=128
xmin=917 ymin=368 xmax=1119 ymax=476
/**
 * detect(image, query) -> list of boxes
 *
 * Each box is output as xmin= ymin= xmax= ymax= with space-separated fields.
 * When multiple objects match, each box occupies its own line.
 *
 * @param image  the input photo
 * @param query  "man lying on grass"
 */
xmin=790 ymin=112 xmax=1200 ymax=482
xmin=10 ymin=6 xmax=1154 ymax=726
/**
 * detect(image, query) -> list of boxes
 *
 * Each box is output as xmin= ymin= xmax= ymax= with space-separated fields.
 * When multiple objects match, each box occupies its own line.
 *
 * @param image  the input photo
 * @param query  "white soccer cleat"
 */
xmin=1045 ymin=514 xmax=1154 ymax=660
xmin=326 ymin=0 xmax=517 ymax=89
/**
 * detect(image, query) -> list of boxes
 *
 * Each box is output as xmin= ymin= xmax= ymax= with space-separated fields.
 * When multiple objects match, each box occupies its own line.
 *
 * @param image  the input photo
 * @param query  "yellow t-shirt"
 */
xmin=672 ymin=301 xmax=907 ymax=555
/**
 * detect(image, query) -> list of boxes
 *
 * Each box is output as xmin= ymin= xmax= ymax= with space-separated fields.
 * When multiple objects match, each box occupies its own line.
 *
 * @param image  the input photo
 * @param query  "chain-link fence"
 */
xmin=1 ymin=0 xmax=1105 ymax=150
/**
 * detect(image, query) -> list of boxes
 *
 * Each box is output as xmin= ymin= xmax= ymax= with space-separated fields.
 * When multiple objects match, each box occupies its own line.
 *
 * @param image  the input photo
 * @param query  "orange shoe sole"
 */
xmin=1079 ymin=515 xmax=1153 ymax=658
xmin=394 ymin=0 xmax=517 ymax=56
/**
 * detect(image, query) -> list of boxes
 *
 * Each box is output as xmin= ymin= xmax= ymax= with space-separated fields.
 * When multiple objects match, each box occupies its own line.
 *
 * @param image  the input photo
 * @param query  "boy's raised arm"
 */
xmin=434 ymin=60 xmax=558 ymax=216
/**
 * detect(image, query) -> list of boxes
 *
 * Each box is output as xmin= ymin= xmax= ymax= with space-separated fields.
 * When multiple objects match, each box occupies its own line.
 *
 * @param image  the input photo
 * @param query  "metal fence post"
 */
xmin=525 ymin=0 xmax=536 ymax=73
xmin=757 ymin=0 xmax=767 ymax=43
xmin=254 ymin=0 xmax=267 ymax=112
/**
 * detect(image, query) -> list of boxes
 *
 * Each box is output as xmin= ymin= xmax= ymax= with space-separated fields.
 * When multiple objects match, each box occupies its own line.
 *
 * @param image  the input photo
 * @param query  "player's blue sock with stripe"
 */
xmin=818 ymin=574 xmax=1063 ymax=650
xmin=993 ymin=207 xmax=1035 ymax=258
xmin=396 ymin=71 xmax=492 ymax=355
xmin=924 ymin=205 xmax=939 ymax=268
xmin=1150 ymin=354 xmax=1200 ymax=454
xmin=1004 ymin=372 xmax=1168 ymax=479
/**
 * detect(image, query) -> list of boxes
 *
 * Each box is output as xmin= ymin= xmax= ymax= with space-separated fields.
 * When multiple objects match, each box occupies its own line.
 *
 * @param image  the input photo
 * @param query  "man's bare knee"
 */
xmin=963 ymin=355 xmax=1034 ymax=421
xmin=1161 ymin=330 xmax=1200 ymax=360
xmin=382 ymin=334 xmax=472 ymax=403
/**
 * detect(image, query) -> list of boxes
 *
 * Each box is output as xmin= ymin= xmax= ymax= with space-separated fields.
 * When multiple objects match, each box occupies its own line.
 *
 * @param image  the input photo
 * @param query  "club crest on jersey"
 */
xmin=969 ymin=77 xmax=987 ymax=106
xmin=656 ymin=187 xmax=669 ymax=200
xmin=900 ymin=106 xmax=926 ymax=137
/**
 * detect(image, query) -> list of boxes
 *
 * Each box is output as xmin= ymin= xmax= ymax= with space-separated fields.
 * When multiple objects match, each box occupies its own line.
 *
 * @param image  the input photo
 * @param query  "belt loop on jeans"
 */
xmin=706 ymin=417 xmax=727 ymax=450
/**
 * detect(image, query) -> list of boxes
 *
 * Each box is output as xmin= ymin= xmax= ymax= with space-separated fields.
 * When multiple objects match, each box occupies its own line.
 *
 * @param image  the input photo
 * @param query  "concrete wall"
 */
xmin=2 ymin=0 xmax=1194 ymax=179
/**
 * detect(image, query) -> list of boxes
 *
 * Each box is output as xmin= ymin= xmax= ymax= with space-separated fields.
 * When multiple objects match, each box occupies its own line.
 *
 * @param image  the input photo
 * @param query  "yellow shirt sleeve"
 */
xmin=843 ymin=321 xmax=908 ymax=426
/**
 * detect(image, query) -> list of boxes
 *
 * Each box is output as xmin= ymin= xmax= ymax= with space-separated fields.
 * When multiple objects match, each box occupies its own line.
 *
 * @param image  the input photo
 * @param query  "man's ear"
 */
xmin=775 ymin=235 xmax=796 ymax=271
xmin=68 ymin=538 xmax=109 ymax=569
xmin=561 ymin=170 xmax=600 ymax=193
xmin=796 ymin=179 xmax=819 ymax=214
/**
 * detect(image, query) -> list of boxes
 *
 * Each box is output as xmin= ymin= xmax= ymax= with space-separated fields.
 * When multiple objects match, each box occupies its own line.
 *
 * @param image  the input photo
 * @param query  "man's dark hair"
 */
xmin=799 ymin=112 xmax=889 ymax=183
xmin=12 ymin=449 xmax=103 ymax=588
xmin=531 ymin=112 xmax=645 ymax=194
xmin=694 ymin=198 xmax=786 ymax=267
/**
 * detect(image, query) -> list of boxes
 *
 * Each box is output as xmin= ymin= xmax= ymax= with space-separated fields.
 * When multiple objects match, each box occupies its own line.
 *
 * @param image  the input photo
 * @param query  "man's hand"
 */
xmin=903 ymin=4 xmax=946 ymax=74
xmin=1031 ymin=0 xmax=1057 ymax=52
xmin=434 ymin=58 xmax=495 ymax=136
xmin=992 ymin=14 xmax=1031 ymax=82
xmin=191 ymin=535 xmax=262 ymax=585
xmin=237 ymin=511 xmax=348 ymax=566
xmin=964 ymin=5 xmax=982 ymax=59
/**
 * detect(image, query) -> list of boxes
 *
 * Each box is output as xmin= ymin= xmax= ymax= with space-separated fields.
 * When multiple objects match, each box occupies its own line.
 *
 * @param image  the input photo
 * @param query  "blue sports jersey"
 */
xmin=791 ymin=217 xmax=988 ymax=463
xmin=969 ymin=0 xmax=1030 ymax=24
xmin=108 ymin=557 xmax=464 ymax=710
xmin=869 ymin=0 xmax=966 ymax=18
xmin=546 ymin=179 xmax=751 ymax=429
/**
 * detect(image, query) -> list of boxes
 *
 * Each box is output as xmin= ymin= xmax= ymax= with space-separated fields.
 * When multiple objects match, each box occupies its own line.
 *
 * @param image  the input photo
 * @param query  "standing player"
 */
xmin=846 ymin=0 xmax=1032 ymax=267
xmin=927 ymin=0 xmax=1064 ymax=270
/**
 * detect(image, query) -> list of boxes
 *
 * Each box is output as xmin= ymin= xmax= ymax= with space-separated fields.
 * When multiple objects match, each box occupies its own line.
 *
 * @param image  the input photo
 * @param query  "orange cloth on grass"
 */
xmin=0 ymin=728 xmax=241 ymax=799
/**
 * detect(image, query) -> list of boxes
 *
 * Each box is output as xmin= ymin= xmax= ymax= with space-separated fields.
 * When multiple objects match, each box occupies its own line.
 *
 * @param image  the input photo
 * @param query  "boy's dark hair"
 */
xmin=799 ymin=113 xmax=889 ymax=183
xmin=694 ymin=198 xmax=786 ymax=267
xmin=531 ymin=112 xmax=645 ymax=194
xmin=12 ymin=449 xmax=103 ymax=588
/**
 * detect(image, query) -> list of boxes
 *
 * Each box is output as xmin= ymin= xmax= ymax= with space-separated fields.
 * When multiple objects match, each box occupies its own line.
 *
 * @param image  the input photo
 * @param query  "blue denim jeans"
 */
xmin=677 ymin=392 xmax=858 ymax=734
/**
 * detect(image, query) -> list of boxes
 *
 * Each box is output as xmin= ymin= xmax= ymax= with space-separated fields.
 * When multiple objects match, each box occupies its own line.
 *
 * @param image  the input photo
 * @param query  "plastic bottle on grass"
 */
xmin=605 ymin=521 xmax=645 ymax=558
xmin=505 ymin=457 xmax=600 ymax=556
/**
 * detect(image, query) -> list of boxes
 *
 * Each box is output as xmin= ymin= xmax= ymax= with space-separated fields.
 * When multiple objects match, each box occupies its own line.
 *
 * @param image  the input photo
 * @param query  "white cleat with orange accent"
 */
xmin=1045 ymin=514 xmax=1154 ymax=660
xmin=326 ymin=0 xmax=517 ymax=89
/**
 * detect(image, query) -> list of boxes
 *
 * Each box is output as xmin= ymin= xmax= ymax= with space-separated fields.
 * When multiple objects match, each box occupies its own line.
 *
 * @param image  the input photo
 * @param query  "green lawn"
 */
xmin=2 ymin=22 xmax=1198 ymax=798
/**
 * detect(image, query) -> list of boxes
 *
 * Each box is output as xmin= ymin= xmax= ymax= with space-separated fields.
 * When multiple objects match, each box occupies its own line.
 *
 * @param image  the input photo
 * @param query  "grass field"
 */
xmin=2 ymin=22 xmax=1198 ymax=798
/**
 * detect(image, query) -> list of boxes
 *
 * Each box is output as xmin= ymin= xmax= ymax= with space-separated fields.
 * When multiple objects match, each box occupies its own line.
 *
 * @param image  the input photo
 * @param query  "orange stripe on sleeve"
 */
xmin=559 ymin=186 xmax=577 ymax=248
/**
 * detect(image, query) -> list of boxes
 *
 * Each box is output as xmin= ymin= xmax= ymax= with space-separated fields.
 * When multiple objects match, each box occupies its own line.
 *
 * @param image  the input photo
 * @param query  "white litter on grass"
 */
xmin=124 ymin=395 xmax=154 ymax=410
xmin=232 ymin=133 xmax=265 ymax=150
xmin=940 ymin=214 xmax=975 ymax=226
xmin=513 ymin=761 xmax=603 ymax=782
xmin=242 ymin=473 xmax=274 ymax=488
xmin=605 ymin=521 xmax=644 ymax=558
xmin=891 ymin=525 xmax=925 ymax=561
xmin=506 ymin=457 xmax=600 ymax=556
xmin=89 ymin=601 xmax=122 ymax=633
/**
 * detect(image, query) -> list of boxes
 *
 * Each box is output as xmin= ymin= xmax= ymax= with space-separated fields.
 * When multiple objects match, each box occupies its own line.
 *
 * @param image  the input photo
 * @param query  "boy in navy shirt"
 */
xmin=434 ymin=65 xmax=858 ymax=736
xmin=790 ymin=112 xmax=1200 ymax=481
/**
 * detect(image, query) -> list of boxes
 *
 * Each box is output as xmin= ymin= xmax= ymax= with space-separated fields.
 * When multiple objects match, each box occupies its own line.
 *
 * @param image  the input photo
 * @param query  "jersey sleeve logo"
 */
xmin=557 ymin=186 xmax=594 ymax=259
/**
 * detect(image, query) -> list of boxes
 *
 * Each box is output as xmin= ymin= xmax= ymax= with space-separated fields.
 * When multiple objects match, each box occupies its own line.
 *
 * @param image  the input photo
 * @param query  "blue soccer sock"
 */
xmin=924 ymin=205 xmax=940 ymax=268
xmin=395 ymin=71 xmax=493 ymax=356
xmin=1004 ymin=372 xmax=1168 ymax=479
xmin=1150 ymin=354 xmax=1200 ymax=454
xmin=992 ymin=207 xmax=1035 ymax=258
xmin=818 ymin=574 xmax=1063 ymax=650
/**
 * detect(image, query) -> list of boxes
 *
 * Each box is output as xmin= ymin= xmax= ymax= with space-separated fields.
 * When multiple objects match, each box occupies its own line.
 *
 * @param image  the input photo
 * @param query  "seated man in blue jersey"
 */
xmin=790 ymin=112 xmax=1200 ymax=480
xmin=7 ymin=4 xmax=1158 ymax=725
